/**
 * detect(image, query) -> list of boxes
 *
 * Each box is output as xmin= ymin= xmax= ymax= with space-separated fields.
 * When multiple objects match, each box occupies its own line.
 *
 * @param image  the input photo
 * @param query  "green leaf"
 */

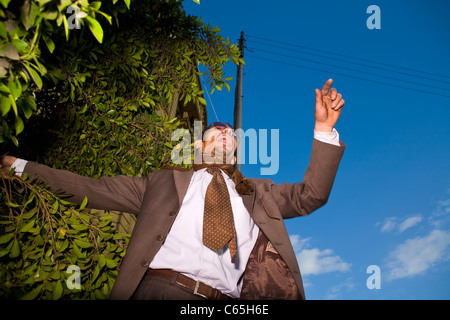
xmin=20 ymin=1 xmax=39 ymax=30
xmin=91 ymin=265 xmax=101 ymax=283
xmin=0 ymin=44 xmax=19 ymax=60
xmin=56 ymin=239 xmax=69 ymax=252
xmin=123 ymin=0 xmax=131 ymax=9
xmin=7 ymin=77 xmax=22 ymax=99
xmin=84 ymin=16 xmax=103 ymax=43
xmin=80 ymin=196 xmax=88 ymax=210
xmin=43 ymin=35 xmax=55 ymax=54
xmin=23 ymin=63 xmax=43 ymax=89
xmin=52 ymin=281 xmax=63 ymax=300
xmin=74 ymin=239 xmax=91 ymax=248
xmin=0 ymin=233 xmax=13 ymax=244
xmin=0 ymin=248 xmax=9 ymax=258
xmin=0 ymin=83 xmax=10 ymax=93
xmin=21 ymin=207 xmax=38 ymax=219
xmin=72 ymin=243 xmax=84 ymax=259
xmin=9 ymin=94 xmax=18 ymax=116
xmin=0 ymin=20 xmax=6 ymax=38
xmin=71 ymin=224 xmax=89 ymax=231
xmin=7 ymin=201 xmax=20 ymax=207
xmin=11 ymin=135 xmax=19 ymax=147
xmin=10 ymin=238 xmax=20 ymax=258
xmin=20 ymin=219 xmax=35 ymax=232
xmin=90 ymin=1 xmax=102 ymax=10
xmin=0 ymin=94 xmax=11 ymax=116
xmin=198 ymin=96 xmax=206 ymax=105
xmin=0 ymin=0 xmax=11 ymax=10
xmin=106 ymin=258 xmax=118 ymax=268
xmin=62 ymin=14 xmax=70 ymax=40
xmin=15 ymin=115 xmax=24 ymax=135
xmin=20 ymin=285 xmax=43 ymax=300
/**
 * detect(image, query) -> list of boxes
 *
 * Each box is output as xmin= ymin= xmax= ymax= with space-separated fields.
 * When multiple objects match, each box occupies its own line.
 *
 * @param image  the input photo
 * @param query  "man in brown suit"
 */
xmin=1 ymin=79 xmax=345 ymax=300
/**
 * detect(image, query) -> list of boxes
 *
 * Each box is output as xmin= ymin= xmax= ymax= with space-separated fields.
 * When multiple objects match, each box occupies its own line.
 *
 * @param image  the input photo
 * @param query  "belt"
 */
xmin=146 ymin=269 xmax=234 ymax=300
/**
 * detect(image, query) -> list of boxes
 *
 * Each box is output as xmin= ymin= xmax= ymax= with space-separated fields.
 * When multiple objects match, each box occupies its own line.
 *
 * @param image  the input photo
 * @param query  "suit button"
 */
xmin=156 ymin=234 xmax=164 ymax=241
xmin=141 ymin=259 xmax=150 ymax=267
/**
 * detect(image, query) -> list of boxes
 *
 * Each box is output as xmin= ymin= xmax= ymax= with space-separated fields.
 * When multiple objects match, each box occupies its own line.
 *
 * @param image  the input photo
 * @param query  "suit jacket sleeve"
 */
xmin=24 ymin=162 xmax=150 ymax=215
xmin=270 ymin=138 xmax=346 ymax=219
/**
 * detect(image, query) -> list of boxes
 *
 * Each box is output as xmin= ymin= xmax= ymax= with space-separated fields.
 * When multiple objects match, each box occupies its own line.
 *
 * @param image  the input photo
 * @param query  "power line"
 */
xmin=247 ymin=54 xmax=450 ymax=99
xmin=246 ymin=46 xmax=450 ymax=93
xmin=247 ymin=39 xmax=450 ymax=87
xmin=200 ymin=75 xmax=219 ymax=122
xmin=247 ymin=34 xmax=450 ymax=81
xmin=245 ymin=34 xmax=450 ymax=98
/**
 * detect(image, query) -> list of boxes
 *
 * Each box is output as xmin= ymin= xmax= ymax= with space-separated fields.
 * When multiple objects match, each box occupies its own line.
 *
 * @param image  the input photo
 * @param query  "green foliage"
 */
xmin=0 ymin=0 xmax=118 ymax=145
xmin=0 ymin=0 xmax=241 ymax=299
xmin=0 ymin=170 xmax=129 ymax=299
xmin=0 ymin=0 xmax=243 ymax=146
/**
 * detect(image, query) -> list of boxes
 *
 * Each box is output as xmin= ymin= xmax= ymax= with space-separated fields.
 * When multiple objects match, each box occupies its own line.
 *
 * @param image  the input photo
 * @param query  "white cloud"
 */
xmin=385 ymin=229 xmax=450 ymax=280
xmin=398 ymin=216 xmax=423 ymax=233
xmin=290 ymin=235 xmax=351 ymax=276
xmin=378 ymin=214 xmax=423 ymax=234
xmin=297 ymin=248 xmax=351 ymax=275
xmin=431 ymin=198 xmax=450 ymax=228
xmin=324 ymin=278 xmax=356 ymax=300
xmin=289 ymin=234 xmax=310 ymax=251
xmin=379 ymin=217 xmax=397 ymax=233
xmin=379 ymin=194 xmax=450 ymax=282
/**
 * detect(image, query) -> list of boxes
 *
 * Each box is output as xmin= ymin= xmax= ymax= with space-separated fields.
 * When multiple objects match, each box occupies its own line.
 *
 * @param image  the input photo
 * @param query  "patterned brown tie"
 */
xmin=203 ymin=166 xmax=238 ymax=263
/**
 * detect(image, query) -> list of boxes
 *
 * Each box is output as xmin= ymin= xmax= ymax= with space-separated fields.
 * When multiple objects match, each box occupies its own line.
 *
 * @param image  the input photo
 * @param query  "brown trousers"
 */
xmin=131 ymin=273 xmax=206 ymax=300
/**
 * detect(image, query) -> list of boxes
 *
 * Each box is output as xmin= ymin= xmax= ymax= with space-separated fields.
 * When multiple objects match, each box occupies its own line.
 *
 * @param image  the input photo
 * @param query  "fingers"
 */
xmin=0 ymin=155 xmax=16 ymax=171
xmin=331 ymin=93 xmax=341 ymax=108
xmin=333 ymin=97 xmax=345 ymax=111
xmin=329 ymin=88 xmax=338 ymax=100
xmin=321 ymin=78 xmax=333 ymax=96
xmin=321 ymin=79 xmax=339 ymax=104
xmin=318 ymin=78 xmax=345 ymax=111
xmin=315 ymin=88 xmax=322 ymax=105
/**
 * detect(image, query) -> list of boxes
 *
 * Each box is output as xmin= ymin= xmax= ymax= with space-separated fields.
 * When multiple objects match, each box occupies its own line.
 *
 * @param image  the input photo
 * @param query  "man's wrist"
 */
xmin=314 ymin=123 xmax=334 ymax=132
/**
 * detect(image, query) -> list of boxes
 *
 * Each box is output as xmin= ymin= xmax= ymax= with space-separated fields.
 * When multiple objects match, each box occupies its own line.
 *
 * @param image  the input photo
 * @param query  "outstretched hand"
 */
xmin=0 ymin=155 xmax=17 ymax=172
xmin=314 ymin=79 xmax=345 ymax=132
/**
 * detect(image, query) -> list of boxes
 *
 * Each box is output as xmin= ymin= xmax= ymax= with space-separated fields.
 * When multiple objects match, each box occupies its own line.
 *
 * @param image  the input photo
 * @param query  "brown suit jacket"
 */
xmin=24 ymin=139 xmax=345 ymax=300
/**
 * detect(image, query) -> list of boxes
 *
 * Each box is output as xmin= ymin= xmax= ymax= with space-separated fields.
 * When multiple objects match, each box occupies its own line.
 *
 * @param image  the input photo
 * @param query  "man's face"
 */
xmin=200 ymin=123 xmax=237 ymax=164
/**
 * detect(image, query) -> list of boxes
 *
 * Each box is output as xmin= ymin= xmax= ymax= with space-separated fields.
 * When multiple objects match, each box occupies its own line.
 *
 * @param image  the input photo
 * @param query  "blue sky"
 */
xmin=183 ymin=0 xmax=450 ymax=299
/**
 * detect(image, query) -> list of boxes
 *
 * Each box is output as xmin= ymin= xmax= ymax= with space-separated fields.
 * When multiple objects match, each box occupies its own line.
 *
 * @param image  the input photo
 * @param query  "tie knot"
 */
xmin=206 ymin=166 xmax=221 ymax=175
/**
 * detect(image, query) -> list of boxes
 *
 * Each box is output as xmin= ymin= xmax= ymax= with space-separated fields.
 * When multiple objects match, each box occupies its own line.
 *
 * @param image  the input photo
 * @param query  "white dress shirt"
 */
xmin=150 ymin=168 xmax=260 ymax=298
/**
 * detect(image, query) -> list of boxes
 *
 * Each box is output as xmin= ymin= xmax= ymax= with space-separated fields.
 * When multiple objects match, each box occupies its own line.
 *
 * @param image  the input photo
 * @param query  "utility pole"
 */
xmin=234 ymin=31 xmax=244 ymax=171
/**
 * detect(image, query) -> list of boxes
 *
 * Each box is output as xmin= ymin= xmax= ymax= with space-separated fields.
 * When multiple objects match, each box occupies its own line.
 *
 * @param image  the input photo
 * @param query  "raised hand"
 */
xmin=314 ymin=79 xmax=345 ymax=132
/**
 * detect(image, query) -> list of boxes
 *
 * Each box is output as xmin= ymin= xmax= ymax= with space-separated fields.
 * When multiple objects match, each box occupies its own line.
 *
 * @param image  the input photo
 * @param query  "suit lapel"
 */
xmin=241 ymin=187 xmax=256 ymax=216
xmin=173 ymin=169 xmax=194 ymax=206
xmin=241 ymin=182 xmax=268 ymax=231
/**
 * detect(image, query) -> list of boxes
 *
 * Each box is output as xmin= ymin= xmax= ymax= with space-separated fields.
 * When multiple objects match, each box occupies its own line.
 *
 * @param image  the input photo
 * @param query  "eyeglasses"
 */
xmin=205 ymin=122 xmax=236 ymax=138
xmin=210 ymin=122 xmax=232 ymax=129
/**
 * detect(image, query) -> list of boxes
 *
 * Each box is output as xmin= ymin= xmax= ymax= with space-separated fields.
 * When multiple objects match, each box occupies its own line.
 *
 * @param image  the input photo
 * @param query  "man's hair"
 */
xmin=202 ymin=122 xmax=233 ymax=136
